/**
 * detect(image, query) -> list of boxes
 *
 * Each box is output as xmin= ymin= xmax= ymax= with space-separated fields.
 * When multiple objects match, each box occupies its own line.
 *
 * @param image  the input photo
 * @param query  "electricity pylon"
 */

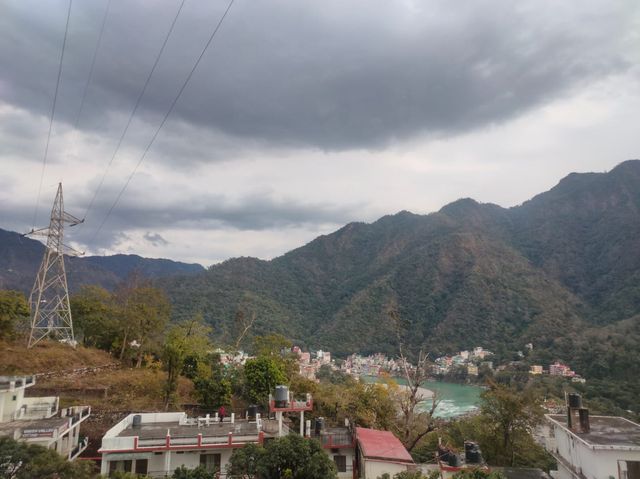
xmin=26 ymin=183 xmax=83 ymax=348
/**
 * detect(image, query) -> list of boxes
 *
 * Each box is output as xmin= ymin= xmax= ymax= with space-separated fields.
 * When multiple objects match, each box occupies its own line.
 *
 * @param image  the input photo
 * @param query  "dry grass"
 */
xmin=0 ymin=339 xmax=115 ymax=375
xmin=41 ymin=367 xmax=196 ymax=410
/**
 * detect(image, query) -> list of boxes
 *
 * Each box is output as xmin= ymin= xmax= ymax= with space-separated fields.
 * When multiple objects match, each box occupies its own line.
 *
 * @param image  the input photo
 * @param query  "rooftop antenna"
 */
xmin=25 ymin=183 xmax=84 ymax=348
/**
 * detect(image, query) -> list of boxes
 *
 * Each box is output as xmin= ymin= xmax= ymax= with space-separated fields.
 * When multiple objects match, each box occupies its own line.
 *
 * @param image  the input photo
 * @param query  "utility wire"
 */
xmin=33 ymin=0 xmax=73 ymax=229
xmin=82 ymin=0 xmax=187 ymax=222
xmin=90 ymin=0 xmax=235 ymax=244
xmin=73 ymin=0 xmax=112 ymax=130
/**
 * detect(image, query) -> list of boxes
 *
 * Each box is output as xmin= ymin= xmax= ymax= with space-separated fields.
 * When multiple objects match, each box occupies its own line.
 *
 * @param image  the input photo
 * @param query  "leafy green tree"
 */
xmin=172 ymin=465 xmax=216 ymax=479
xmin=111 ymin=276 xmax=171 ymax=366
xmin=0 ymin=290 xmax=29 ymax=339
xmin=227 ymin=442 xmax=263 ymax=479
xmin=228 ymin=436 xmax=336 ymax=479
xmin=162 ymin=314 xmax=212 ymax=408
xmin=243 ymin=356 xmax=287 ymax=405
xmin=452 ymin=471 xmax=506 ymax=479
xmin=252 ymin=333 xmax=292 ymax=357
xmin=479 ymin=383 xmax=544 ymax=466
xmin=0 ymin=436 xmax=96 ymax=478
xmin=193 ymin=370 xmax=232 ymax=409
xmin=70 ymin=285 xmax=118 ymax=349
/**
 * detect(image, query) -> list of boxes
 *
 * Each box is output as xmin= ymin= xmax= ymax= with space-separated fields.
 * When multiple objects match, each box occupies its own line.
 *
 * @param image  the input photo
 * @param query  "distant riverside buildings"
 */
xmin=0 ymin=375 xmax=90 ymax=461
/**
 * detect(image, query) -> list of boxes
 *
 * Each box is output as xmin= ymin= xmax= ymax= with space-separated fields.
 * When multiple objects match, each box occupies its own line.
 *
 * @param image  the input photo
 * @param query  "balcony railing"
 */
xmin=70 ymin=437 xmax=89 ymax=460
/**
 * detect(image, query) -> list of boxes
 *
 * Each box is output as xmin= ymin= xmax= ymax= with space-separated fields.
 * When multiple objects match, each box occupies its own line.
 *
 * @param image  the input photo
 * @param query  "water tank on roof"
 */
xmin=247 ymin=405 xmax=258 ymax=420
xmin=568 ymin=393 xmax=582 ymax=408
xmin=275 ymin=385 xmax=288 ymax=407
xmin=448 ymin=454 xmax=461 ymax=467
xmin=132 ymin=414 xmax=142 ymax=429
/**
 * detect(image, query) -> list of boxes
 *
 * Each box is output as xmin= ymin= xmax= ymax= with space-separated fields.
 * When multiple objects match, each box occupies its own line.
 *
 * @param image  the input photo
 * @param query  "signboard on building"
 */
xmin=22 ymin=427 xmax=55 ymax=438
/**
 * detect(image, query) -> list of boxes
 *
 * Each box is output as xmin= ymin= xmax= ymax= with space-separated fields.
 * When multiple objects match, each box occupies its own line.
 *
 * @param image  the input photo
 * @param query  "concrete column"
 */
xmin=277 ymin=411 xmax=283 ymax=437
xmin=300 ymin=411 xmax=304 ymax=436
xmin=164 ymin=451 xmax=172 ymax=474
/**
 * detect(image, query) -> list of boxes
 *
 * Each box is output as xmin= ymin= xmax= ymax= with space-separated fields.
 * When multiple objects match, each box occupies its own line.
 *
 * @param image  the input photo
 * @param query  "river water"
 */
xmin=360 ymin=376 xmax=483 ymax=419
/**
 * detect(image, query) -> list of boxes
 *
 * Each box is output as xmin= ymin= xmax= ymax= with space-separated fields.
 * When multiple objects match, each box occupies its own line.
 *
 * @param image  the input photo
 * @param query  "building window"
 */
xmin=627 ymin=460 xmax=640 ymax=479
xmin=108 ymin=460 xmax=132 ymax=476
xmin=12 ymin=395 xmax=16 ymax=401
xmin=135 ymin=459 xmax=148 ymax=475
xmin=200 ymin=453 xmax=221 ymax=472
xmin=334 ymin=455 xmax=347 ymax=473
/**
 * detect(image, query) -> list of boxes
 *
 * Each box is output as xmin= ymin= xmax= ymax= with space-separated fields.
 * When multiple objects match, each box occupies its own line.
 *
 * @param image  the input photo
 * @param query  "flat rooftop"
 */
xmin=548 ymin=414 xmax=640 ymax=449
xmin=118 ymin=419 xmax=259 ymax=440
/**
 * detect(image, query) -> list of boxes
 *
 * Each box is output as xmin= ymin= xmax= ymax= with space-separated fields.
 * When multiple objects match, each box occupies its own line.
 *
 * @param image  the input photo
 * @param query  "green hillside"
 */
xmin=162 ymin=160 xmax=640 ymax=382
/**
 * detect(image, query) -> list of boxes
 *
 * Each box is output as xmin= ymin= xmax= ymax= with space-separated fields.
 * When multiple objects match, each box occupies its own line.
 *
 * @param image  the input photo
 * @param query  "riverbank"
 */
xmin=360 ymin=375 xmax=483 ymax=418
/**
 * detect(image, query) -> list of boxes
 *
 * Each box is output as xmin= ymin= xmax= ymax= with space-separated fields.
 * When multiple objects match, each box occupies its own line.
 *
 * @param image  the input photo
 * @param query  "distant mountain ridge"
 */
xmin=160 ymin=160 xmax=640 ymax=384
xmin=0 ymin=228 xmax=204 ymax=293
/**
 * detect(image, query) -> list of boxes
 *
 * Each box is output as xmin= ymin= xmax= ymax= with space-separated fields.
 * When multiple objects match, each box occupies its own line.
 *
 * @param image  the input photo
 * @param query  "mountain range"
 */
xmin=161 ymin=160 xmax=640 ymax=383
xmin=2 ymin=161 xmax=640 ymax=385
xmin=0 ymin=228 xmax=204 ymax=293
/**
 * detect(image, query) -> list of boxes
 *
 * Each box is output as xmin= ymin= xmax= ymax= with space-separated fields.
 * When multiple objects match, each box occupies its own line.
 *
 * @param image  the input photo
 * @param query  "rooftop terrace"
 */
xmin=548 ymin=414 xmax=640 ymax=450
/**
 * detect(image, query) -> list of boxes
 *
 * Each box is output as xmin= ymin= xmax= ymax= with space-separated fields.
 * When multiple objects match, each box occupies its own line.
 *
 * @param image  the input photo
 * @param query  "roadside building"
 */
xmin=355 ymin=427 xmax=415 ymax=478
xmin=0 ymin=375 xmax=90 ymax=460
xmin=530 ymin=365 xmax=544 ymax=375
xmin=467 ymin=364 xmax=479 ymax=376
xmin=543 ymin=394 xmax=640 ymax=479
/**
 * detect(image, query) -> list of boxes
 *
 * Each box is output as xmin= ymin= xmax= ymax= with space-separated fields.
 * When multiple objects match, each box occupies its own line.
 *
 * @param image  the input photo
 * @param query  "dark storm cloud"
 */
xmin=1 ymin=0 xmax=636 ymax=153
xmin=143 ymin=232 xmax=169 ymax=246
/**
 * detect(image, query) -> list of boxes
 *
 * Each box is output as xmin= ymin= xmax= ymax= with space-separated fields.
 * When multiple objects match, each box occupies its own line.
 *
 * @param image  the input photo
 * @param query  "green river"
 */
xmin=361 ymin=376 xmax=483 ymax=419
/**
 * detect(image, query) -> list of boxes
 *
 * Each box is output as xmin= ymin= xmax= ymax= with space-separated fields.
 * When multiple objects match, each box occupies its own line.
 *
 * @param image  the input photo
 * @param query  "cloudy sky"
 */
xmin=1 ymin=0 xmax=639 ymax=266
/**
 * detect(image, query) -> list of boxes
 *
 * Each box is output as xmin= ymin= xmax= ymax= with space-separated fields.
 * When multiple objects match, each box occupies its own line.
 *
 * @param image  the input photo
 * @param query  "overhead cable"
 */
xmin=82 ymin=0 xmax=187 ymax=222
xmin=32 ymin=0 xmax=73 ymax=228
xmin=90 ymin=0 xmax=236 ymax=244
xmin=74 ymin=0 xmax=112 ymax=129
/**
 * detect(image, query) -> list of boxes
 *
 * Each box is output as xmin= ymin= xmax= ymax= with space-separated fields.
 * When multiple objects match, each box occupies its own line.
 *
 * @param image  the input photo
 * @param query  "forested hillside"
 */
xmin=162 ymin=160 xmax=640 ymax=383
xmin=0 ymin=229 xmax=204 ymax=293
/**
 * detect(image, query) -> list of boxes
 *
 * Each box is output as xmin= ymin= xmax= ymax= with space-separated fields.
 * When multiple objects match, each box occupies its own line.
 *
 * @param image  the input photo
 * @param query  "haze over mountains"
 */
xmin=2 ymin=161 xmax=639 ymax=384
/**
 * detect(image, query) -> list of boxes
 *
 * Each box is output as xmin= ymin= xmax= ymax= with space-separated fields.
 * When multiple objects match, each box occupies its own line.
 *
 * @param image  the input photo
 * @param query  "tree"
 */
xmin=252 ymin=333 xmax=292 ymax=358
xmin=228 ymin=436 xmax=337 ymax=479
xmin=479 ymin=383 xmax=544 ymax=466
xmin=226 ymin=442 xmax=263 ymax=479
xmin=193 ymin=364 xmax=232 ymax=410
xmin=114 ymin=280 xmax=171 ymax=367
xmin=452 ymin=471 xmax=506 ymax=479
xmin=389 ymin=308 xmax=439 ymax=451
xmin=243 ymin=356 xmax=287 ymax=406
xmin=162 ymin=314 xmax=212 ymax=408
xmin=0 ymin=436 xmax=96 ymax=478
xmin=0 ymin=290 xmax=29 ymax=340
xmin=172 ymin=465 xmax=216 ymax=479
xmin=70 ymin=285 xmax=118 ymax=349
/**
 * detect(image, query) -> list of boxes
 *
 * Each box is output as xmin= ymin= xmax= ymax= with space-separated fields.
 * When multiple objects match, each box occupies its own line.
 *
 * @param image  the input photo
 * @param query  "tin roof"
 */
xmin=355 ymin=427 xmax=413 ymax=463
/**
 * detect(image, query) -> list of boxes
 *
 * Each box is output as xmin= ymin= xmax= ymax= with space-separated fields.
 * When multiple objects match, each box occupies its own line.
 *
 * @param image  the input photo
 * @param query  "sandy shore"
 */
xmin=397 ymin=384 xmax=435 ymax=401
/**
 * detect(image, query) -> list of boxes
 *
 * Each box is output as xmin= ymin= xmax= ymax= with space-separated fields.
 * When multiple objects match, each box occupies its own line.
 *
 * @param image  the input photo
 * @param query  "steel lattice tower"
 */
xmin=27 ymin=183 xmax=83 ymax=348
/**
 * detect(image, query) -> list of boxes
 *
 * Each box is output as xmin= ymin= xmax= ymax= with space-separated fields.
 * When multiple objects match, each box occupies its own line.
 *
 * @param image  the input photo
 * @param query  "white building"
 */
xmin=99 ymin=411 xmax=267 ymax=477
xmin=0 ymin=375 xmax=90 ymax=460
xmin=544 ymin=413 xmax=640 ymax=479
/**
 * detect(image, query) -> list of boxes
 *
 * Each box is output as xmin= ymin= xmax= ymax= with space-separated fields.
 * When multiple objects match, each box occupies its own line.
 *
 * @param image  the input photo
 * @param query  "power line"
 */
xmin=81 ymin=0 xmax=187 ymax=222
xmin=73 ymin=0 xmax=112 ymax=130
xmin=89 ymin=0 xmax=235 ymax=245
xmin=32 ymin=0 xmax=73 ymax=229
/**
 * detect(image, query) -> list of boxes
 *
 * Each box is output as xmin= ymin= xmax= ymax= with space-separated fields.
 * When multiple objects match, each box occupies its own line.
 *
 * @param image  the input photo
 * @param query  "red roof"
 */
xmin=355 ymin=427 xmax=414 ymax=463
